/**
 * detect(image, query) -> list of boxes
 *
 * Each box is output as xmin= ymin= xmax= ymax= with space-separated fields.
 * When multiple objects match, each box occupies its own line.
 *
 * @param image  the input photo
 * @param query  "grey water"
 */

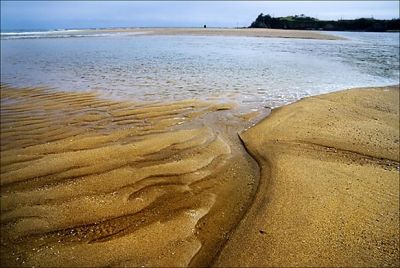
xmin=1 ymin=30 xmax=399 ymax=108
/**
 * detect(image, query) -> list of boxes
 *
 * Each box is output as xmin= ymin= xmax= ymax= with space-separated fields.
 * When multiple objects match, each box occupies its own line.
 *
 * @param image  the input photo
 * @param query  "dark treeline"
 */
xmin=249 ymin=14 xmax=400 ymax=32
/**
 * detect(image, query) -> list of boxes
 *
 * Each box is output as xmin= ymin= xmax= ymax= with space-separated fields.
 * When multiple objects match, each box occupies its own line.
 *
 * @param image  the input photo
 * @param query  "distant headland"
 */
xmin=249 ymin=13 xmax=400 ymax=32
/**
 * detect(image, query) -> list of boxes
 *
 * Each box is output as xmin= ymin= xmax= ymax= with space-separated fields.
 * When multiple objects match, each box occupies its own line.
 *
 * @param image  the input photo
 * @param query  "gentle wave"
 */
xmin=0 ymin=30 xmax=151 ymax=39
xmin=1 ymin=29 xmax=81 ymax=35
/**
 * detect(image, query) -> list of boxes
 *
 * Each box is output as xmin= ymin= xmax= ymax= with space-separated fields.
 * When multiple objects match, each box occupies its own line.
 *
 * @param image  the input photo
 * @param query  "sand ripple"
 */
xmin=0 ymin=85 xmax=258 ymax=267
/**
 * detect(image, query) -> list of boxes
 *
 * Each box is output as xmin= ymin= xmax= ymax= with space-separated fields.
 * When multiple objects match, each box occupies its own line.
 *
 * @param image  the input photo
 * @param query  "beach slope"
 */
xmin=215 ymin=85 xmax=399 ymax=267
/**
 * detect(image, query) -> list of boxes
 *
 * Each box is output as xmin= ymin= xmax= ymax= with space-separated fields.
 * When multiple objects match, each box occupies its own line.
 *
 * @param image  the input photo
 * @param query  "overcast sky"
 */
xmin=1 ymin=1 xmax=399 ymax=30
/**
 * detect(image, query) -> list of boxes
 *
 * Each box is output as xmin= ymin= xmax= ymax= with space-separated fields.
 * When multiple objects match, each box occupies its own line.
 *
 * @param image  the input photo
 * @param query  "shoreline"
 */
xmin=1 ymin=27 xmax=344 ymax=40
xmin=1 ymin=85 xmax=399 ymax=266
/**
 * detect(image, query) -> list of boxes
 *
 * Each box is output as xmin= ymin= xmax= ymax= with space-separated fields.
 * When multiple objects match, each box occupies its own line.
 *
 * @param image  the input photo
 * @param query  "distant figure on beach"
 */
xmin=204 ymin=25 xmax=207 ymax=28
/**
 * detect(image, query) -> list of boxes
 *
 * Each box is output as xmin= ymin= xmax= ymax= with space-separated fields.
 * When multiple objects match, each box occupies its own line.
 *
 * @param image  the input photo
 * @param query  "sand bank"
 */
xmin=215 ymin=85 xmax=399 ymax=267
xmin=0 ymin=85 xmax=261 ymax=267
xmin=85 ymin=27 xmax=343 ymax=40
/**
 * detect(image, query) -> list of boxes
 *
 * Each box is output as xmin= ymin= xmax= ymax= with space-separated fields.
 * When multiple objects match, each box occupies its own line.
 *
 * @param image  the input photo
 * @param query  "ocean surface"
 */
xmin=1 ymin=29 xmax=399 ymax=108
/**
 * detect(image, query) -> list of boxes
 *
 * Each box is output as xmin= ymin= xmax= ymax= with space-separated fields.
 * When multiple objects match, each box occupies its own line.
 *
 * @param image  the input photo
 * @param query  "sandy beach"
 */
xmin=1 ymin=85 xmax=399 ymax=266
xmin=53 ymin=27 xmax=344 ymax=40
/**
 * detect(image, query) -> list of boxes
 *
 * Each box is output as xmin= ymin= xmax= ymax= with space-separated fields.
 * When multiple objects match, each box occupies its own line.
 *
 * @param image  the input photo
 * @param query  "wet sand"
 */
xmin=1 ymin=85 xmax=399 ymax=267
xmin=76 ymin=27 xmax=343 ymax=40
xmin=216 ymin=85 xmax=399 ymax=267
xmin=0 ymin=85 xmax=262 ymax=267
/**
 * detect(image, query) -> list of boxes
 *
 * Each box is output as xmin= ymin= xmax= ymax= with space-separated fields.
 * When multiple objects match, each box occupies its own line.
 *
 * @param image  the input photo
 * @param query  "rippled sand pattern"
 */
xmin=0 ymin=85 xmax=258 ymax=267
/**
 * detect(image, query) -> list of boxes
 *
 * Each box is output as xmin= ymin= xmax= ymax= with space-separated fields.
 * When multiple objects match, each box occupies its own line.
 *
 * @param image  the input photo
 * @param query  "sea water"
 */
xmin=1 ymin=30 xmax=399 ymax=108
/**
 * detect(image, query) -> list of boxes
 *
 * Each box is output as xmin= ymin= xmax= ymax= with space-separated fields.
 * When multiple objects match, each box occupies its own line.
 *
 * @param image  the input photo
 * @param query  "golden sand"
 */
xmin=0 ymin=85 xmax=260 ymax=267
xmin=1 ymin=85 xmax=399 ymax=267
xmin=215 ymin=85 xmax=399 ymax=267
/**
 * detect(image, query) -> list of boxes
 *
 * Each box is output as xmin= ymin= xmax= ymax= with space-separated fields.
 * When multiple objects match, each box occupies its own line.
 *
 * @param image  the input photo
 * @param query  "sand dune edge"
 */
xmin=216 ymin=85 xmax=399 ymax=267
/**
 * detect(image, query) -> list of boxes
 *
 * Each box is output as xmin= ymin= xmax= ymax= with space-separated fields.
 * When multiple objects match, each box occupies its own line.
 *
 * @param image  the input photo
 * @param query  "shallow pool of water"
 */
xmin=1 ymin=31 xmax=398 ymax=108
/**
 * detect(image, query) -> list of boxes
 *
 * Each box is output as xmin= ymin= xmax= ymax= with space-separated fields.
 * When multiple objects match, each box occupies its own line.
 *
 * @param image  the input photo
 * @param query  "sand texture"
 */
xmin=0 ymin=85 xmax=260 ymax=267
xmin=1 ymin=85 xmax=398 ymax=267
xmin=76 ymin=27 xmax=343 ymax=40
xmin=215 ymin=86 xmax=400 ymax=267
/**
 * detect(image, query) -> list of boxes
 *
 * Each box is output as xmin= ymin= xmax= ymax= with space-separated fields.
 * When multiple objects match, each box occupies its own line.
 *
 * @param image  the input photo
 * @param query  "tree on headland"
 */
xmin=249 ymin=13 xmax=400 ymax=32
